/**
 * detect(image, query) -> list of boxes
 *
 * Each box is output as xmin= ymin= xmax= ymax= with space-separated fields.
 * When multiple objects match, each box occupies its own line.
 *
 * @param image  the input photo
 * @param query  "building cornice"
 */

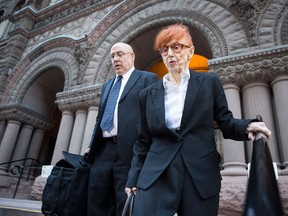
xmin=55 ymin=84 xmax=102 ymax=112
xmin=0 ymin=103 xmax=54 ymax=130
xmin=12 ymin=0 xmax=121 ymax=39
xmin=209 ymin=45 xmax=288 ymax=86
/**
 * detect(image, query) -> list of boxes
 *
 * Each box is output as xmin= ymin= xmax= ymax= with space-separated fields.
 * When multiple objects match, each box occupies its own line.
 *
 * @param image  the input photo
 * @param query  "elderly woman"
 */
xmin=125 ymin=24 xmax=271 ymax=216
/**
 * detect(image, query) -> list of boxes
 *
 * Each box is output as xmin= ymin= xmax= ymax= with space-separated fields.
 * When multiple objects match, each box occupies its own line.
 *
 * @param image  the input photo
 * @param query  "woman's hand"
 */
xmin=246 ymin=122 xmax=272 ymax=141
xmin=125 ymin=187 xmax=137 ymax=196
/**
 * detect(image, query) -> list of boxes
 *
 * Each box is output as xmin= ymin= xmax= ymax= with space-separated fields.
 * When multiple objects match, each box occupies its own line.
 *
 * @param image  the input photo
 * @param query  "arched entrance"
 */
xmin=0 ymin=67 xmax=65 ymax=168
xmin=21 ymin=67 xmax=65 ymax=165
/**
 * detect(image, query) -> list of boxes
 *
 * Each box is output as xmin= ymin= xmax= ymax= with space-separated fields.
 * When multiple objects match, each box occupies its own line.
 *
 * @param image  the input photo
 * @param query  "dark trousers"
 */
xmin=133 ymin=151 xmax=219 ymax=216
xmin=87 ymin=139 xmax=130 ymax=216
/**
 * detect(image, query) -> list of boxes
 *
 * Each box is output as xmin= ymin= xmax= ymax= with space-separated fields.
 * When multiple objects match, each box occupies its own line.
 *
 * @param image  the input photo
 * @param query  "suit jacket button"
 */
xmin=177 ymin=137 xmax=182 ymax=141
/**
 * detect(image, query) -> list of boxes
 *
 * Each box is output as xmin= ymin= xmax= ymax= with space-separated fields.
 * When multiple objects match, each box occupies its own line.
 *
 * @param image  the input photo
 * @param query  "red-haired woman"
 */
xmin=125 ymin=24 xmax=271 ymax=216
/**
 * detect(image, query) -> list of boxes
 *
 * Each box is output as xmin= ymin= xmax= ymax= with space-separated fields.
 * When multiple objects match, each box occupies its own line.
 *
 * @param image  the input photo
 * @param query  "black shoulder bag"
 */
xmin=41 ymin=151 xmax=90 ymax=216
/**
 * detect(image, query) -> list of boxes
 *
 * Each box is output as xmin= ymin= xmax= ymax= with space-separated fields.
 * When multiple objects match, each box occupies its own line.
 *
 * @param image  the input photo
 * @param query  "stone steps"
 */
xmin=0 ymin=208 xmax=43 ymax=216
xmin=0 ymin=198 xmax=43 ymax=216
xmin=0 ymin=175 xmax=35 ymax=200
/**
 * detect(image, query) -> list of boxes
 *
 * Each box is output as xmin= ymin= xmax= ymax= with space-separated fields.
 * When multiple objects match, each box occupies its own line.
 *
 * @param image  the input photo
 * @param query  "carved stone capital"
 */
xmin=0 ymin=103 xmax=54 ymax=130
xmin=209 ymin=45 xmax=288 ymax=86
xmin=55 ymin=84 xmax=102 ymax=112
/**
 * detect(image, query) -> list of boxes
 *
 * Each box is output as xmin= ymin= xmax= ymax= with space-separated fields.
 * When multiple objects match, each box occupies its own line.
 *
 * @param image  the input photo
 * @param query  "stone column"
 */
xmin=11 ymin=124 xmax=34 ymax=164
xmin=221 ymin=84 xmax=247 ymax=175
xmin=0 ymin=121 xmax=6 ymax=143
xmin=26 ymin=129 xmax=45 ymax=162
xmin=51 ymin=111 xmax=74 ymax=165
xmin=25 ymin=129 xmax=45 ymax=177
xmin=0 ymin=120 xmax=21 ymax=172
xmin=68 ymin=110 xmax=87 ymax=154
xmin=271 ymin=75 xmax=288 ymax=174
xmin=81 ymin=106 xmax=98 ymax=154
xmin=242 ymin=83 xmax=280 ymax=165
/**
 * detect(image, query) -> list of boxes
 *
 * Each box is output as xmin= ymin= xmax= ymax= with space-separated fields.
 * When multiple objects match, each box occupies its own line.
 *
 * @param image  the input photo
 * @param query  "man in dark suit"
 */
xmin=86 ymin=42 xmax=158 ymax=216
xmin=125 ymin=24 xmax=271 ymax=216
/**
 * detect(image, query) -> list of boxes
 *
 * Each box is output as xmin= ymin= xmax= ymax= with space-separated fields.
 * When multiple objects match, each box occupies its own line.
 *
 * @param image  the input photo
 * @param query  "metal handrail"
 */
xmin=0 ymin=157 xmax=43 ymax=199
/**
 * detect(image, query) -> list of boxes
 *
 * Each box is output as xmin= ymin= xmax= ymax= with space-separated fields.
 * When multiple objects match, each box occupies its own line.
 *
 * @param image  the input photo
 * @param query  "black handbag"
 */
xmin=122 ymin=193 xmax=135 ymax=216
xmin=243 ymin=136 xmax=283 ymax=216
xmin=41 ymin=151 xmax=90 ymax=216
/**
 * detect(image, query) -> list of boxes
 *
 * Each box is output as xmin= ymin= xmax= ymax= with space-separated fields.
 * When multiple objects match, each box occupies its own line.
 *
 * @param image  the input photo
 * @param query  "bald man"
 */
xmin=86 ymin=42 xmax=158 ymax=216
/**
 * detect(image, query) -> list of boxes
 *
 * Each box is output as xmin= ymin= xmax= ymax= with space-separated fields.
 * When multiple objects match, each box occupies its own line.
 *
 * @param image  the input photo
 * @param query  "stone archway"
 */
xmin=22 ymin=67 xmax=64 ymax=116
xmin=1 ymin=45 xmax=78 ymax=104
xmin=85 ymin=0 xmax=249 ymax=85
xmin=22 ymin=67 xmax=65 ymax=164
xmin=0 ymin=41 xmax=79 ymax=168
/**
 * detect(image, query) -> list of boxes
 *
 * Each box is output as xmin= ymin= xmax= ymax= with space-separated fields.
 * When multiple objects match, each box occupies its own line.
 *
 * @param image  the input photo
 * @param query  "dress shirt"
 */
xmin=102 ymin=66 xmax=135 ymax=137
xmin=163 ymin=69 xmax=190 ymax=130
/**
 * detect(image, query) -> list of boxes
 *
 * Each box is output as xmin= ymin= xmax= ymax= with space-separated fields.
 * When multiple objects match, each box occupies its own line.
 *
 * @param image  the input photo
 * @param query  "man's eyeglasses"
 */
xmin=158 ymin=43 xmax=191 ymax=56
xmin=111 ymin=52 xmax=132 ymax=59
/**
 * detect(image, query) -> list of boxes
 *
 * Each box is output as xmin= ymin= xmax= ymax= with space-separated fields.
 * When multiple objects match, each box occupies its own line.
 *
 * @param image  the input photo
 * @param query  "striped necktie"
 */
xmin=100 ymin=75 xmax=123 ymax=132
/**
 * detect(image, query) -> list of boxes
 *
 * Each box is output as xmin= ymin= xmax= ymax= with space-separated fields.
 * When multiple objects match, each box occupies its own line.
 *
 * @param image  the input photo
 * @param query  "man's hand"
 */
xmin=246 ymin=122 xmax=272 ymax=141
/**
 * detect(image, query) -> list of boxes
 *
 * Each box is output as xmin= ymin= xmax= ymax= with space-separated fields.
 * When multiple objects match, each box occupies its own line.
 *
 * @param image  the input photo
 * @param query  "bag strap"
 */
xmin=122 ymin=193 xmax=135 ymax=216
xmin=129 ymin=193 xmax=134 ymax=216
xmin=45 ymin=167 xmax=63 ymax=216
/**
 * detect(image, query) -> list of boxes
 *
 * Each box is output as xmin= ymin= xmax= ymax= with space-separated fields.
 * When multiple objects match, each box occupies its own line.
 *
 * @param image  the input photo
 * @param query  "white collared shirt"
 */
xmin=163 ymin=70 xmax=190 ymax=130
xmin=102 ymin=66 xmax=135 ymax=137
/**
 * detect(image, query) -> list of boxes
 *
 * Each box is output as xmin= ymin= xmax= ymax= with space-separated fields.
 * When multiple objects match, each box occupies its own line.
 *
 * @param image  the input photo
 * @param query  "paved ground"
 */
xmin=0 ymin=198 xmax=43 ymax=216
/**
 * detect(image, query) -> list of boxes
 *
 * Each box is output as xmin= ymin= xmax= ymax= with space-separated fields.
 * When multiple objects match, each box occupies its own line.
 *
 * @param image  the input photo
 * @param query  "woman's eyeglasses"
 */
xmin=158 ymin=43 xmax=191 ymax=56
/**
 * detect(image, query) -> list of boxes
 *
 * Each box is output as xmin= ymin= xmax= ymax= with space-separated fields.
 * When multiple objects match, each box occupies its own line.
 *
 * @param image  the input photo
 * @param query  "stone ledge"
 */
xmin=31 ymin=175 xmax=288 ymax=215
xmin=0 ymin=197 xmax=42 ymax=215
xmin=0 ymin=208 xmax=43 ymax=216
xmin=219 ymin=175 xmax=288 ymax=216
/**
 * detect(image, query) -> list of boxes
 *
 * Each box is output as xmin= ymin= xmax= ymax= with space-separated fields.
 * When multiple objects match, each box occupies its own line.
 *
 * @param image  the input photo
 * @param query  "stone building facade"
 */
xmin=0 ymin=0 xmax=287 ymax=215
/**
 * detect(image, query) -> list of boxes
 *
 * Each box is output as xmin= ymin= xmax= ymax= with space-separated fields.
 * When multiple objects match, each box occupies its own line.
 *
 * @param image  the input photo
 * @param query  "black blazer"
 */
xmin=87 ymin=69 xmax=158 ymax=165
xmin=127 ymin=70 xmax=252 ymax=199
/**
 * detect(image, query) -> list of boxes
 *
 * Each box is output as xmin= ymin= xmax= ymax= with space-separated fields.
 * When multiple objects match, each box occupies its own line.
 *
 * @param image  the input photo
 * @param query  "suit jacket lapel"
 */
xmin=119 ymin=69 xmax=140 ymax=101
xmin=102 ymin=78 xmax=114 ymax=101
xmin=102 ymin=69 xmax=140 ymax=105
xmin=151 ymin=81 xmax=166 ymax=127
xmin=152 ymin=81 xmax=184 ymax=137
xmin=180 ymin=70 xmax=204 ymax=128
